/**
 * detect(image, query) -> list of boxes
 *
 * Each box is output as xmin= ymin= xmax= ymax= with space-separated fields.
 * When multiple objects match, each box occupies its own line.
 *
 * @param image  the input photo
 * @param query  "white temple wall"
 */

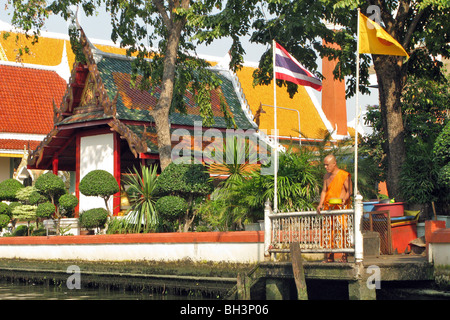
xmin=79 ymin=133 xmax=114 ymax=213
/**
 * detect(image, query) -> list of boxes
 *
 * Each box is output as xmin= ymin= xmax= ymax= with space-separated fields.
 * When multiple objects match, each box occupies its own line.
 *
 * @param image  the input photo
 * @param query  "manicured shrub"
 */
xmin=29 ymin=190 xmax=48 ymax=205
xmin=8 ymin=202 xmax=21 ymax=217
xmin=0 ymin=179 xmax=24 ymax=201
xmin=433 ymin=121 xmax=450 ymax=167
xmin=154 ymin=163 xmax=213 ymax=232
xmin=0 ymin=202 xmax=11 ymax=217
xmin=155 ymin=195 xmax=188 ymax=219
xmin=34 ymin=172 xmax=65 ymax=204
xmin=58 ymin=194 xmax=78 ymax=217
xmin=12 ymin=225 xmax=28 ymax=236
xmin=79 ymin=170 xmax=119 ymax=198
xmin=0 ymin=214 xmax=10 ymax=229
xmin=79 ymin=208 xmax=108 ymax=230
xmin=11 ymin=205 xmax=36 ymax=222
xmin=155 ymin=163 xmax=213 ymax=197
xmin=79 ymin=170 xmax=119 ymax=216
xmin=36 ymin=202 xmax=56 ymax=219
xmin=434 ymin=122 xmax=450 ymax=190
xmin=15 ymin=186 xmax=37 ymax=204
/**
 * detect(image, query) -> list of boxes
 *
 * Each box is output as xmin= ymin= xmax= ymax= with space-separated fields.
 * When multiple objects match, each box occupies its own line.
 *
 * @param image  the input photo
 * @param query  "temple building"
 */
xmin=0 ymin=21 xmax=350 ymax=214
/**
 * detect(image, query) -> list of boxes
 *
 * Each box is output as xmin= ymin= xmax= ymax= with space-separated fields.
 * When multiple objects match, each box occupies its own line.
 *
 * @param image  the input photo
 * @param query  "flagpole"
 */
xmin=354 ymin=7 xmax=364 ymax=264
xmin=354 ymin=9 xmax=360 ymax=198
xmin=272 ymin=39 xmax=278 ymax=213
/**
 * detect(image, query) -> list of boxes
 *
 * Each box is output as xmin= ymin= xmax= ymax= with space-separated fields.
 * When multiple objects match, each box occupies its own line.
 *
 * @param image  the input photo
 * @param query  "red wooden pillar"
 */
xmin=52 ymin=156 xmax=59 ymax=175
xmin=74 ymin=135 xmax=81 ymax=217
xmin=113 ymin=132 xmax=121 ymax=216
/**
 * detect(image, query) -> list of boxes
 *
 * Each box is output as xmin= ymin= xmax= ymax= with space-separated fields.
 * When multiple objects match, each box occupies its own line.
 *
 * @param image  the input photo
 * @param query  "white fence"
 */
xmin=264 ymin=196 xmax=364 ymax=262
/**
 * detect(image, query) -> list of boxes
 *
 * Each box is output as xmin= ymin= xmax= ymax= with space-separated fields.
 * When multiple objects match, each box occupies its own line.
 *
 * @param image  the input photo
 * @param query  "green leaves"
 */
xmin=79 ymin=208 xmax=109 ymax=229
xmin=155 ymin=162 xmax=213 ymax=196
xmin=79 ymin=170 xmax=119 ymax=199
xmin=0 ymin=179 xmax=24 ymax=202
xmin=36 ymin=202 xmax=56 ymax=219
xmin=122 ymin=165 xmax=159 ymax=233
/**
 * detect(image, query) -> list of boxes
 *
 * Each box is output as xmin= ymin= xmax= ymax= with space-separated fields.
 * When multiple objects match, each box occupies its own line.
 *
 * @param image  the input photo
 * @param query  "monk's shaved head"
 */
xmin=324 ymin=154 xmax=336 ymax=163
xmin=324 ymin=154 xmax=337 ymax=173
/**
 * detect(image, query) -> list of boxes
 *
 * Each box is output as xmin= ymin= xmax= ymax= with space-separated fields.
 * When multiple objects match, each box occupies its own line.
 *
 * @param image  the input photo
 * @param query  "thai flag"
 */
xmin=274 ymin=42 xmax=322 ymax=91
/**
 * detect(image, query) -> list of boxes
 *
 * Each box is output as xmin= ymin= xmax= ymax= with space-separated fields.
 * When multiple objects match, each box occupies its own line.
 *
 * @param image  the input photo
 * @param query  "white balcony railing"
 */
xmin=264 ymin=196 xmax=364 ymax=262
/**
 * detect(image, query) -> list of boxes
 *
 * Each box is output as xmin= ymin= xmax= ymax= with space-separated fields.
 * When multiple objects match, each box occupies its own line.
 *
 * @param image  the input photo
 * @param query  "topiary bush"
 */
xmin=0 ymin=214 xmax=10 ymax=230
xmin=58 ymin=194 xmax=78 ymax=217
xmin=433 ymin=122 xmax=450 ymax=166
xmin=79 ymin=170 xmax=119 ymax=216
xmin=8 ymin=202 xmax=21 ymax=217
xmin=154 ymin=163 xmax=213 ymax=232
xmin=155 ymin=195 xmax=189 ymax=232
xmin=15 ymin=186 xmax=37 ymax=204
xmin=155 ymin=163 xmax=213 ymax=197
xmin=79 ymin=208 xmax=108 ymax=230
xmin=0 ymin=202 xmax=11 ymax=217
xmin=12 ymin=225 xmax=28 ymax=237
xmin=0 ymin=179 xmax=24 ymax=201
xmin=34 ymin=172 xmax=65 ymax=206
xmin=155 ymin=195 xmax=188 ymax=230
xmin=155 ymin=195 xmax=188 ymax=218
xmin=36 ymin=202 xmax=55 ymax=219
xmin=28 ymin=190 xmax=48 ymax=206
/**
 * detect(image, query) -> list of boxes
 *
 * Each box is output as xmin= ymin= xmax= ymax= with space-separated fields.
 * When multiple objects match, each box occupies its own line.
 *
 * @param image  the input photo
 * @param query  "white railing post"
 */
xmin=264 ymin=199 xmax=272 ymax=257
xmin=354 ymin=194 xmax=364 ymax=263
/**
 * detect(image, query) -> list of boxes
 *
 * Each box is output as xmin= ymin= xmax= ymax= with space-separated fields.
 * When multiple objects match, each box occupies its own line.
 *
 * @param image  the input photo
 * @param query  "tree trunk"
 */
xmin=372 ymin=55 xmax=407 ymax=200
xmin=152 ymin=9 xmax=186 ymax=171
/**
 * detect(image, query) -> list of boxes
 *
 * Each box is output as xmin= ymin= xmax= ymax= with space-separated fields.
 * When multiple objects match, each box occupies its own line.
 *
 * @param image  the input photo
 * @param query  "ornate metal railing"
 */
xmin=263 ymin=197 xmax=365 ymax=262
xmin=266 ymin=209 xmax=355 ymax=254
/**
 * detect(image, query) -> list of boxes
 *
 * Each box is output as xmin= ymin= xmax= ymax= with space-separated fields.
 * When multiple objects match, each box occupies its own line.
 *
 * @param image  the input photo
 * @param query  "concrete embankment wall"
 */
xmin=427 ymin=220 xmax=450 ymax=266
xmin=0 ymin=231 xmax=265 ymax=263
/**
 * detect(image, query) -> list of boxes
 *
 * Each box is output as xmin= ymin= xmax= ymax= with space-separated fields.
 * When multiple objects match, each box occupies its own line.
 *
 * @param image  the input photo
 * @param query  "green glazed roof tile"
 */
xmin=95 ymin=55 xmax=254 ymax=130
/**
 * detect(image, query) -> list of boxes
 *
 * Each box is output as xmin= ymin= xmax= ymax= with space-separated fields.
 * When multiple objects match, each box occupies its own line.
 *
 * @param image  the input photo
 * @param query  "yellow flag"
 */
xmin=359 ymin=12 xmax=409 ymax=57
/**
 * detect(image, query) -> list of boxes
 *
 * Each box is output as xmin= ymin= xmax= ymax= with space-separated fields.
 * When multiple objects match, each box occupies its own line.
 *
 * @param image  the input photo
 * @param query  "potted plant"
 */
xmin=79 ymin=208 xmax=108 ymax=235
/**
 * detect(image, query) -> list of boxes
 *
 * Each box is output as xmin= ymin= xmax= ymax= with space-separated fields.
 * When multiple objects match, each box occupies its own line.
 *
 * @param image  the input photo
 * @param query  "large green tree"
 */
xmin=198 ymin=0 xmax=449 ymax=200
xmin=7 ymin=0 xmax=449 ymax=199
xmin=6 ymin=0 xmax=254 ymax=170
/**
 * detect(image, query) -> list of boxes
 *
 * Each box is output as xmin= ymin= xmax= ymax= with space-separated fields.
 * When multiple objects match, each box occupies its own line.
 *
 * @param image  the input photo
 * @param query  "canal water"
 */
xmin=0 ymin=280 xmax=448 ymax=300
xmin=0 ymin=280 xmax=205 ymax=300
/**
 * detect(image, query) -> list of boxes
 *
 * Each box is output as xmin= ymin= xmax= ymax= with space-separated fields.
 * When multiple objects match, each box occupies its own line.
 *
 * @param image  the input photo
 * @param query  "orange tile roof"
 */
xmin=0 ymin=64 xmax=67 ymax=134
xmin=1 ymin=30 xmax=331 ymax=140
xmin=0 ymin=139 xmax=41 ymax=151
xmin=0 ymin=31 xmax=76 ymax=67
xmin=235 ymin=66 xmax=329 ymax=140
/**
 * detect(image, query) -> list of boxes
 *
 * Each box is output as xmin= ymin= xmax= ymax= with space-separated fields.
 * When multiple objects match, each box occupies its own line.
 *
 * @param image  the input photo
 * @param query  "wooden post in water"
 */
xmin=236 ymin=273 xmax=250 ymax=300
xmin=290 ymin=242 xmax=308 ymax=300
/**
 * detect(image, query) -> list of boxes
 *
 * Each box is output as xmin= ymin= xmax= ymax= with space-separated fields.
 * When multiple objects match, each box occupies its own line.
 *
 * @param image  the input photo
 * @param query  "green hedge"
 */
xmin=0 ymin=179 xmax=24 ymax=201
xmin=155 ymin=196 xmax=188 ymax=219
xmin=79 ymin=208 xmax=108 ymax=229
xmin=36 ymin=202 xmax=55 ymax=218
xmin=0 ymin=214 xmax=10 ymax=229
xmin=59 ymin=194 xmax=78 ymax=217
xmin=0 ymin=202 xmax=11 ymax=217
xmin=79 ymin=170 xmax=119 ymax=198
xmin=154 ymin=163 xmax=212 ymax=197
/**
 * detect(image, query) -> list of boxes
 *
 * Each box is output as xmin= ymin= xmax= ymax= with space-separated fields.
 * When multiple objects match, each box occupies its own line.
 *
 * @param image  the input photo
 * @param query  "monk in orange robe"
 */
xmin=317 ymin=154 xmax=352 ymax=262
